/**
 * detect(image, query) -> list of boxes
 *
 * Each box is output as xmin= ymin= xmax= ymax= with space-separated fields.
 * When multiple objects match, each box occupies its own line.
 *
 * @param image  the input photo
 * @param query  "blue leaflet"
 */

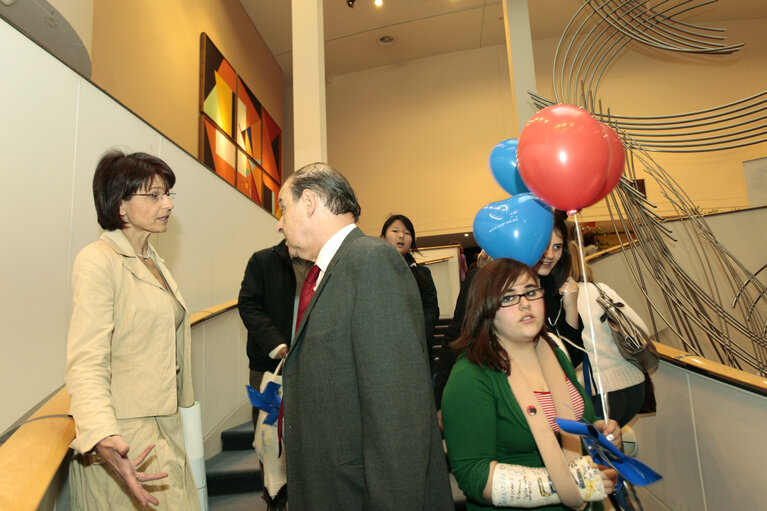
xmin=556 ymin=418 xmax=662 ymax=487
xmin=246 ymin=382 xmax=282 ymax=425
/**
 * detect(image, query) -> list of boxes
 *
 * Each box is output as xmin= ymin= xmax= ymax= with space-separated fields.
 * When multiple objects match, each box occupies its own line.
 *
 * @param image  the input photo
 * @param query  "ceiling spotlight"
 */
xmin=347 ymin=0 xmax=355 ymax=7
xmin=374 ymin=0 xmax=383 ymax=6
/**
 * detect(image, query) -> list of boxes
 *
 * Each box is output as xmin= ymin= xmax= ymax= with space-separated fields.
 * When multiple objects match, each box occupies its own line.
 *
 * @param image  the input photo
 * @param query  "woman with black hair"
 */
xmin=66 ymin=150 xmax=199 ymax=510
xmin=535 ymin=213 xmax=585 ymax=367
xmin=381 ymin=214 xmax=439 ymax=352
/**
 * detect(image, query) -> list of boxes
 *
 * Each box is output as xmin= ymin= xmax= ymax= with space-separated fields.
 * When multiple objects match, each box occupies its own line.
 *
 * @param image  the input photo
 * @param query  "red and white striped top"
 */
xmin=532 ymin=378 xmax=585 ymax=433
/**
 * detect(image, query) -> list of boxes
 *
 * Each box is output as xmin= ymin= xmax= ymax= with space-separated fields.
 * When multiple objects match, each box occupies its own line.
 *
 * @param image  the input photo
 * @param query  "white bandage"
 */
xmin=491 ymin=463 xmax=559 ymax=508
xmin=568 ymin=456 xmax=608 ymax=502
xmin=491 ymin=456 xmax=607 ymax=508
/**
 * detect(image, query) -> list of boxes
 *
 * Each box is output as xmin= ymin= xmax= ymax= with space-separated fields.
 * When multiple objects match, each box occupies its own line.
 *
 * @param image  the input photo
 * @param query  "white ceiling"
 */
xmin=240 ymin=0 xmax=767 ymax=85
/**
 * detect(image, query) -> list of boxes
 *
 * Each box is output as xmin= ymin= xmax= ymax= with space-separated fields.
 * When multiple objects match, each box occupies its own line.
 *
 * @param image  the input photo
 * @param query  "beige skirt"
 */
xmin=69 ymin=411 xmax=200 ymax=511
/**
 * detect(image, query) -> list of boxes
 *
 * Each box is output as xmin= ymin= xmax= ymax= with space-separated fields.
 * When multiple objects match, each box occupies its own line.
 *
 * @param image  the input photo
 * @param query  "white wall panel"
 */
xmin=413 ymin=246 xmax=462 ymax=319
xmin=155 ymin=138 xmax=217 ymax=313
xmin=0 ymin=18 xmax=79 ymax=432
xmin=0 ymin=18 xmax=279 ymax=434
xmin=631 ymin=364 xmax=706 ymax=510
xmin=691 ymin=373 xmax=767 ymax=510
xmin=70 ymin=79 xmax=164 ymax=260
xmin=200 ymin=316 xmax=249 ymax=434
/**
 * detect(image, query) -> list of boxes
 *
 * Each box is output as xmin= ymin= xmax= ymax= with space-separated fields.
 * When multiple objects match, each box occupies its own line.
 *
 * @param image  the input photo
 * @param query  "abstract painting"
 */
xmin=199 ymin=33 xmax=282 ymax=216
xmin=236 ymin=77 xmax=263 ymax=163
xmin=201 ymin=117 xmax=236 ymax=186
xmin=200 ymin=35 xmax=236 ymax=137
xmin=236 ymin=149 xmax=262 ymax=204
xmin=261 ymin=108 xmax=282 ymax=183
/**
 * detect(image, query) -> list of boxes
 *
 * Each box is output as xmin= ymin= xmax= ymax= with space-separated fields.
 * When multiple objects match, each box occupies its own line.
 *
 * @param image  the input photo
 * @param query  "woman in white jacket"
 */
xmin=570 ymin=245 xmax=649 ymax=426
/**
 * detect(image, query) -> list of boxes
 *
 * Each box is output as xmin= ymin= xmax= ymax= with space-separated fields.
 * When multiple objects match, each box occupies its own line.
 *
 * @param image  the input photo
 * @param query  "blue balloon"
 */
xmin=489 ymin=139 xmax=529 ymax=196
xmin=473 ymin=194 xmax=553 ymax=266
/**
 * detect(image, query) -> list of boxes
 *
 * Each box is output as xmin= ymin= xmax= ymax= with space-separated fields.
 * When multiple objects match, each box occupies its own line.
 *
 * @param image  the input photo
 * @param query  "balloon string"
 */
xmin=572 ymin=214 xmax=611 ymax=422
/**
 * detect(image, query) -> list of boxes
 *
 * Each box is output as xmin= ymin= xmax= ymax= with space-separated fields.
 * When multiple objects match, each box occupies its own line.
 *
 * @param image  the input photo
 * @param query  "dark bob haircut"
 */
xmin=451 ymin=258 xmax=551 ymax=375
xmin=380 ymin=214 xmax=420 ymax=253
xmin=92 ymin=150 xmax=175 ymax=231
xmin=288 ymin=162 xmax=361 ymax=221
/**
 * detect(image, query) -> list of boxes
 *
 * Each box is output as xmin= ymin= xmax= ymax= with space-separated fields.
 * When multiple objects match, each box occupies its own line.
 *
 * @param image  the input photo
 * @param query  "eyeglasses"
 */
xmin=499 ymin=287 xmax=544 ymax=307
xmin=131 ymin=192 xmax=177 ymax=201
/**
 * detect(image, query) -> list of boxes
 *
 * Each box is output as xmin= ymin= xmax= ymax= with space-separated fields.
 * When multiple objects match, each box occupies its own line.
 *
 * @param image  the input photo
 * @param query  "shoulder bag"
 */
xmin=593 ymin=283 xmax=660 ymax=373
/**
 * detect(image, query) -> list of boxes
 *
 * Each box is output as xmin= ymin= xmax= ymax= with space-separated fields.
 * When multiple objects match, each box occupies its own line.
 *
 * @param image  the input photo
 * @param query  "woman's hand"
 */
xmin=593 ymin=419 xmax=623 ymax=450
xmin=559 ymin=277 xmax=579 ymax=305
xmin=559 ymin=277 xmax=580 ymax=328
xmin=94 ymin=435 xmax=168 ymax=507
xmin=599 ymin=466 xmax=619 ymax=495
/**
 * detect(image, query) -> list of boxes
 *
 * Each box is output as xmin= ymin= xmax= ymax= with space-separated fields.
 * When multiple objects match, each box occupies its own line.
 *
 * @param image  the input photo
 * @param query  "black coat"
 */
xmin=404 ymin=252 xmax=440 ymax=348
xmin=541 ymin=273 xmax=584 ymax=367
xmin=238 ymin=240 xmax=296 ymax=372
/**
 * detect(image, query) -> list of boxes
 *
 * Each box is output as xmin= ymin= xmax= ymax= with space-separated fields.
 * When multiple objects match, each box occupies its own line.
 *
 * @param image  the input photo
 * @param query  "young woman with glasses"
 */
xmin=441 ymin=258 xmax=620 ymax=510
xmin=65 ymin=150 xmax=199 ymax=510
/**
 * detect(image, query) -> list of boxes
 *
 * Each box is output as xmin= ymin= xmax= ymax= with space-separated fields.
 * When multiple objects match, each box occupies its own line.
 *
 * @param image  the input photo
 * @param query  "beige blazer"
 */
xmin=65 ymin=230 xmax=194 ymax=454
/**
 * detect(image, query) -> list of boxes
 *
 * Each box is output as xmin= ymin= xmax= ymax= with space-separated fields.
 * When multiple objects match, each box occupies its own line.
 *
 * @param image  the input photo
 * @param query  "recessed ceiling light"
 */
xmin=374 ymin=0 xmax=383 ymax=6
xmin=378 ymin=35 xmax=394 ymax=45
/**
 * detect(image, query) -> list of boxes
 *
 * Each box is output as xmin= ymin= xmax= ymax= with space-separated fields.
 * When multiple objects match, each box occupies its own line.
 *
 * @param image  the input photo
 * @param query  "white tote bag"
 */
xmin=252 ymin=358 xmax=287 ymax=497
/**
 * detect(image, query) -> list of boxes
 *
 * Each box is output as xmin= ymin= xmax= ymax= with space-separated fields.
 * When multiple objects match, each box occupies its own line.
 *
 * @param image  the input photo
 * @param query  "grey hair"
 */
xmin=288 ymin=162 xmax=361 ymax=221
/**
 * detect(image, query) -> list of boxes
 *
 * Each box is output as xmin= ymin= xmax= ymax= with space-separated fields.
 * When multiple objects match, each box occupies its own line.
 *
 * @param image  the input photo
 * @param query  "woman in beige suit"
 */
xmin=66 ymin=150 xmax=199 ymax=510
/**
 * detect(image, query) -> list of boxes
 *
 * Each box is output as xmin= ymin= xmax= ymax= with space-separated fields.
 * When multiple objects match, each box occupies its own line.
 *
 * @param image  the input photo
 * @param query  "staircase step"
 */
xmin=221 ymin=420 xmax=255 ymax=451
xmin=209 ymin=490 xmax=268 ymax=511
xmin=206 ymin=449 xmax=262 ymax=496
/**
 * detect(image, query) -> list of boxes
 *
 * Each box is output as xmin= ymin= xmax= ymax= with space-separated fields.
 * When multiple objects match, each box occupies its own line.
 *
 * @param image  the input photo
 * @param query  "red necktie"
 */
xmin=296 ymin=264 xmax=320 ymax=332
xmin=280 ymin=264 xmax=320 ymax=450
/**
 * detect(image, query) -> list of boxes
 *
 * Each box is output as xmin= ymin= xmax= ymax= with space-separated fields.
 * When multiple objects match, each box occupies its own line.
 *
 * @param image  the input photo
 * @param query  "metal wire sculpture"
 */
xmin=532 ymin=0 xmax=767 ymax=375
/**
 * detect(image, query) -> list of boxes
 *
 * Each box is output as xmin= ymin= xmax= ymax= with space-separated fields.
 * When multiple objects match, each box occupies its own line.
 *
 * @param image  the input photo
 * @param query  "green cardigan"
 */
xmin=441 ymin=347 xmax=597 ymax=511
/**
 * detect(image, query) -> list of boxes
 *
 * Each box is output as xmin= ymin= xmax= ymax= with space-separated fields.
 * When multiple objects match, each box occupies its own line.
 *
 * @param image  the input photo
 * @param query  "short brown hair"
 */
xmin=451 ymin=258 xmax=551 ymax=374
xmin=92 ymin=150 xmax=175 ymax=230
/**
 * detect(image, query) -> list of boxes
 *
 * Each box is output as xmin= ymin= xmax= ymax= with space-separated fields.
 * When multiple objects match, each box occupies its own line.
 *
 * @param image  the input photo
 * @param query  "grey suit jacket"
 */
xmin=283 ymin=227 xmax=453 ymax=510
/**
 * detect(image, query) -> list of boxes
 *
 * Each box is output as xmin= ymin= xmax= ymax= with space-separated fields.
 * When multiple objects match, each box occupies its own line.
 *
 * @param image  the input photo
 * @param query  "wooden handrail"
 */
xmin=189 ymin=298 xmax=239 ymax=326
xmin=0 ymin=387 xmax=74 ymax=510
xmin=655 ymin=342 xmax=767 ymax=396
xmin=0 ymin=299 xmax=240 ymax=511
xmin=419 ymin=255 xmax=454 ymax=265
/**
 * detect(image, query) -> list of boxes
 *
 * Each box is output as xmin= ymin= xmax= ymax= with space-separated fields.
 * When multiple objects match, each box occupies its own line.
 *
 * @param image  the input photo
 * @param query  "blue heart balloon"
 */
xmin=489 ymin=139 xmax=529 ymax=196
xmin=473 ymin=194 xmax=553 ymax=266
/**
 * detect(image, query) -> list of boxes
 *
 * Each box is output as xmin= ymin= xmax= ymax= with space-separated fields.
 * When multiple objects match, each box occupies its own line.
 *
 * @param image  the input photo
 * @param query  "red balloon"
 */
xmin=585 ymin=123 xmax=625 ymax=207
xmin=517 ymin=105 xmax=609 ymax=211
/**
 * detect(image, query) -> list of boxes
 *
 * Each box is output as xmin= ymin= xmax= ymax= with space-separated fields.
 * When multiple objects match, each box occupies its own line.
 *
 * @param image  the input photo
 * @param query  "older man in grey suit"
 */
xmin=277 ymin=162 xmax=453 ymax=510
